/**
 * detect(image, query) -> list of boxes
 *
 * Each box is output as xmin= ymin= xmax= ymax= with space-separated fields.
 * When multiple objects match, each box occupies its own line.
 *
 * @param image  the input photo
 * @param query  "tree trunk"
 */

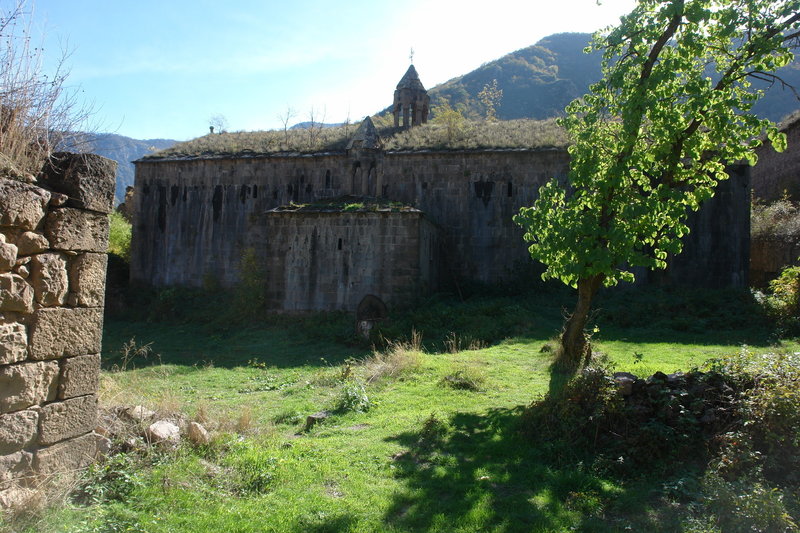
xmin=560 ymin=273 xmax=605 ymax=370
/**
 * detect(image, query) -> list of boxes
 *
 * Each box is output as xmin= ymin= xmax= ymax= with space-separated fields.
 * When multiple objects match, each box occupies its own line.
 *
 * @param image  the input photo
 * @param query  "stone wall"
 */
xmin=637 ymin=165 xmax=751 ymax=288
xmin=0 ymin=153 xmax=116 ymax=509
xmin=132 ymin=147 xmax=751 ymax=312
xmin=750 ymin=238 xmax=800 ymax=288
xmin=131 ymin=149 xmax=570 ymax=290
xmin=752 ymin=117 xmax=800 ymax=201
xmin=249 ymin=210 xmax=440 ymax=311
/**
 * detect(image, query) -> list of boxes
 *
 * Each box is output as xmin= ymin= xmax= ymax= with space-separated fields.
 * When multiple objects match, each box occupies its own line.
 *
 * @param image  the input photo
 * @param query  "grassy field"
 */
xmin=7 ymin=286 xmax=795 ymax=533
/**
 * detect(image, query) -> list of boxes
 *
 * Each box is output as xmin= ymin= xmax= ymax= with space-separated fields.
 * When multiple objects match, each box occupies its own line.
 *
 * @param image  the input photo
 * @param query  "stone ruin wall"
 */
xmin=750 ymin=119 xmax=800 ymax=285
xmin=249 ymin=210 xmax=440 ymax=311
xmin=380 ymin=150 xmax=570 ymax=282
xmin=132 ymin=147 xmax=751 ymax=311
xmin=0 ymin=153 xmax=116 ymax=509
xmin=637 ymin=165 xmax=751 ymax=288
xmin=752 ymin=119 xmax=800 ymax=202
xmin=131 ymin=149 xmax=571 ymax=292
xmin=750 ymin=238 xmax=800 ymax=288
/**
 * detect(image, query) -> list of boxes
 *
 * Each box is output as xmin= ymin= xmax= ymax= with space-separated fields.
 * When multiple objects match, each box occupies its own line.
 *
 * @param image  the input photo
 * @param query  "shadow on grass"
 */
xmin=102 ymin=284 xmax=777 ymax=372
xmin=383 ymin=407 xmax=681 ymax=533
xmin=101 ymin=317 xmax=369 ymax=370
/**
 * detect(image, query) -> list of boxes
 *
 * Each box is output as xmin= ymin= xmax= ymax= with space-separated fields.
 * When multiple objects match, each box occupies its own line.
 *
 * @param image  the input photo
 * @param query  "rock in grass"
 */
xmin=145 ymin=420 xmax=180 ymax=445
xmin=95 ymin=433 xmax=112 ymax=458
xmin=187 ymin=422 xmax=210 ymax=446
xmin=613 ymin=372 xmax=638 ymax=396
xmin=304 ymin=411 xmax=330 ymax=431
xmin=124 ymin=405 xmax=155 ymax=421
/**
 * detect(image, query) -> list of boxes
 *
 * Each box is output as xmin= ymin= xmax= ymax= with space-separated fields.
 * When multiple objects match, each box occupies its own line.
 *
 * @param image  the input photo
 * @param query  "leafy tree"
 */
xmin=514 ymin=0 xmax=800 ymax=368
xmin=431 ymin=101 xmax=467 ymax=141
xmin=478 ymin=79 xmax=503 ymax=121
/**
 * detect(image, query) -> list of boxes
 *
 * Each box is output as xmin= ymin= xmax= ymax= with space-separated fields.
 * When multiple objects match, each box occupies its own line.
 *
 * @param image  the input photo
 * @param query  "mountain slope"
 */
xmin=428 ymin=32 xmax=800 ymax=122
xmin=429 ymin=33 xmax=601 ymax=120
xmin=86 ymin=134 xmax=176 ymax=203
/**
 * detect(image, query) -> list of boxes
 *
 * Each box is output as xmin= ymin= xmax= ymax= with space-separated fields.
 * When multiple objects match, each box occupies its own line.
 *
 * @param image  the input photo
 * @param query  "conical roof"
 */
xmin=396 ymin=65 xmax=426 ymax=91
xmin=346 ymin=117 xmax=382 ymax=150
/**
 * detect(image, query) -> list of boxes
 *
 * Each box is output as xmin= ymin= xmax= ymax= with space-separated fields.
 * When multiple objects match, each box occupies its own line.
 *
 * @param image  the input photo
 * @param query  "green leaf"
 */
xmin=768 ymin=129 xmax=788 ymax=153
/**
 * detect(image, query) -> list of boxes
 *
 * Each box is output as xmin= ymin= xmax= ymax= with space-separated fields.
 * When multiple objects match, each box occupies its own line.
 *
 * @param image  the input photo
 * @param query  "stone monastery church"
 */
xmin=131 ymin=65 xmax=750 ymax=313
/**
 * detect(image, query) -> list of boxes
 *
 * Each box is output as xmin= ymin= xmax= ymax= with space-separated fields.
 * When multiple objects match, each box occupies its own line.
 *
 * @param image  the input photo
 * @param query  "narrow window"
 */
xmin=337 ymin=238 xmax=343 ymax=251
xmin=325 ymin=170 xmax=331 ymax=188
xmin=507 ymin=181 xmax=513 ymax=197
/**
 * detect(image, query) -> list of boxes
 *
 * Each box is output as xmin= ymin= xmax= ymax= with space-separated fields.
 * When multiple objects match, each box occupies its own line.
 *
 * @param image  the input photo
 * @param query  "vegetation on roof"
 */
xmin=380 ymin=117 xmax=568 ymax=151
xmin=144 ymin=124 xmax=356 ymax=159
xmin=779 ymin=109 xmax=800 ymax=131
xmin=271 ymin=195 xmax=416 ymax=213
xmin=143 ymin=118 xmax=569 ymax=160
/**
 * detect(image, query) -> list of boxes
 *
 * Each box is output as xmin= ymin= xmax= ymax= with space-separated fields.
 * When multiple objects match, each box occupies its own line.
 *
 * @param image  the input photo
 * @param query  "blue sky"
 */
xmin=26 ymin=0 xmax=635 ymax=141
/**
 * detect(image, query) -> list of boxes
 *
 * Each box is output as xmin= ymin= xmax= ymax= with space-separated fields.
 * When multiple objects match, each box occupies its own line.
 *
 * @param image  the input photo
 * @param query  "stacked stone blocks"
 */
xmin=0 ymin=153 xmax=116 ymax=509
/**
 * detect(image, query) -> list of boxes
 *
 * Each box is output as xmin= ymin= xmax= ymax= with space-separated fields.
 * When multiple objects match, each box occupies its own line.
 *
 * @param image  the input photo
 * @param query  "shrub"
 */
xmin=765 ymin=264 xmax=800 ymax=326
xmin=521 ymin=363 xmax=625 ymax=457
xmin=709 ymin=350 xmax=800 ymax=484
xmin=77 ymin=453 xmax=145 ymax=505
xmin=234 ymin=247 xmax=266 ymax=311
xmin=703 ymin=473 xmax=797 ymax=533
xmin=335 ymin=379 xmax=371 ymax=413
xmin=107 ymin=212 xmax=132 ymax=261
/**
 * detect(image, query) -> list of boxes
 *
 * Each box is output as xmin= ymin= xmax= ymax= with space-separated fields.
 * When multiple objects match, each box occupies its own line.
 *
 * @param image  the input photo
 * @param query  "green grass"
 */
xmin=6 ymin=286 xmax=794 ymax=533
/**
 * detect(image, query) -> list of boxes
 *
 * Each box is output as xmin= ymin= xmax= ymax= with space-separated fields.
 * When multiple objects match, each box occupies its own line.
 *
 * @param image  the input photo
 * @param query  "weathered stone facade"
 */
xmin=637 ymin=165 xmax=751 ymax=288
xmin=750 ymin=237 xmax=800 ymax=288
xmin=749 ymin=112 xmax=800 ymax=284
xmin=131 ymin=147 xmax=572 ymax=309
xmin=249 ymin=207 xmax=441 ymax=311
xmin=752 ymin=113 xmax=800 ymax=201
xmin=0 ymin=153 xmax=115 ymax=510
xmin=132 ymin=142 xmax=751 ymax=311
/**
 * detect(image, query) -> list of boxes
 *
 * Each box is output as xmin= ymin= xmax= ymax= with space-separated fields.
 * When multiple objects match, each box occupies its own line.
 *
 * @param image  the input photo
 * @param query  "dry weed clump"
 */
xmin=751 ymin=198 xmax=800 ymax=242
xmin=443 ymin=332 xmax=486 ymax=354
xmin=0 ymin=1 xmax=94 ymax=179
xmin=148 ymin=125 xmax=354 ymax=159
xmin=362 ymin=330 xmax=424 ymax=384
xmin=0 ymin=472 xmax=82 ymax=530
xmin=235 ymin=407 xmax=254 ymax=435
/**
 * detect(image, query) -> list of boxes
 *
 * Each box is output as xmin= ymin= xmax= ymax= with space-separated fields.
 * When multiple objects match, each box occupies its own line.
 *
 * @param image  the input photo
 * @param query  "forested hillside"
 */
xmin=428 ymin=32 xmax=800 ymax=122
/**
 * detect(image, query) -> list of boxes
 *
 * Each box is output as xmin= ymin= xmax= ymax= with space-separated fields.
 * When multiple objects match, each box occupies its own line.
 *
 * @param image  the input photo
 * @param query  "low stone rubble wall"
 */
xmin=750 ymin=237 xmax=800 ymax=288
xmin=0 ymin=153 xmax=116 ymax=509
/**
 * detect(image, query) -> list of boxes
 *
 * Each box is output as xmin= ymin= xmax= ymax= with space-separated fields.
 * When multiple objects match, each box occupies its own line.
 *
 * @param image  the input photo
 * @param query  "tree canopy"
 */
xmin=515 ymin=0 xmax=800 ymax=366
